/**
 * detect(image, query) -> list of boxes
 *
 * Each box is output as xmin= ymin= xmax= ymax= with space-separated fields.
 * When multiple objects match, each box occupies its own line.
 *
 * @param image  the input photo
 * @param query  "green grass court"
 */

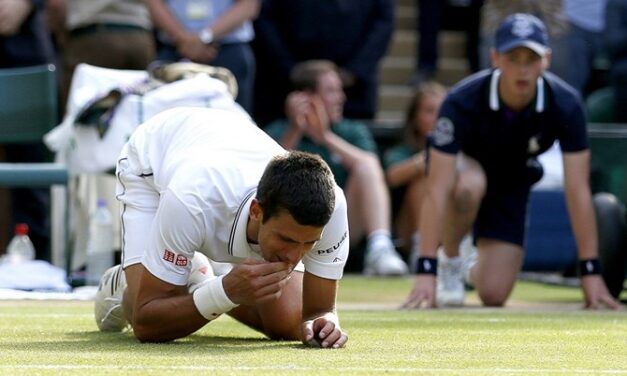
xmin=1 ymin=276 xmax=626 ymax=375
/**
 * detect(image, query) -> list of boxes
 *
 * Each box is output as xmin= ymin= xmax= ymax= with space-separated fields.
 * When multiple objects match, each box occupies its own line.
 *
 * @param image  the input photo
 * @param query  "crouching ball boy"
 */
xmin=95 ymin=107 xmax=349 ymax=348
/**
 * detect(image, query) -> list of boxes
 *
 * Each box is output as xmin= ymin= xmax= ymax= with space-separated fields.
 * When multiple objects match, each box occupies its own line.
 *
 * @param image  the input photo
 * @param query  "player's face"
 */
xmin=491 ymin=47 xmax=551 ymax=110
xmin=315 ymin=70 xmax=346 ymax=123
xmin=253 ymin=207 xmax=324 ymax=271
xmin=414 ymin=93 xmax=444 ymax=137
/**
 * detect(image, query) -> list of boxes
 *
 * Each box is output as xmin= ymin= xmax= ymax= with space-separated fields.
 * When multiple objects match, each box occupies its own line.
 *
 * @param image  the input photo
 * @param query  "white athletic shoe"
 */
xmin=94 ymin=264 xmax=128 ymax=332
xmin=460 ymin=235 xmax=478 ymax=287
xmin=363 ymin=246 xmax=409 ymax=276
xmin=436 ymin=248 xmax=465 ymax=307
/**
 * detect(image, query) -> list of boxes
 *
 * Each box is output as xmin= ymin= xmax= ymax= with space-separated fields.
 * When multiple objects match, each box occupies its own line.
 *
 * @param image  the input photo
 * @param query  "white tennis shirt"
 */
xmin=123 ymin=107 xmax=349 ymax=286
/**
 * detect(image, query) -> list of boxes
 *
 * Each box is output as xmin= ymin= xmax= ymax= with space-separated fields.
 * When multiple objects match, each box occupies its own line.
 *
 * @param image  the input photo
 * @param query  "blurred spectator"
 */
xmin=47 ymin=0 xmax=155 ymax=111
xmin=554 ymin=0 xmax=609 ymax=95
xmin=252 ymin=0 xmax=394 ymax=126
xmin=147 ymin=0 xmax=259 ymax=113
xmin=0 ymin=0 xmax=56 ymax=260
xmin=409 ymin=0 xmax=443 ymax=85
xmin=383 ymin=82 xmax=445 ymax=262
xmin=604 ymin=0 xmax=627 ymax=122
xmin=408 ymin=0 xmax=483 ymax=86
xmin=265 ymin=60 xmax=408 ymax=276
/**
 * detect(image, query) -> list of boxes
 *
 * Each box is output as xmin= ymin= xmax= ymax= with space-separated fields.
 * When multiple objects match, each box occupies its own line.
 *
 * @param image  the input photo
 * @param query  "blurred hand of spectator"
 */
xmin=285 ymin=91 xmax=310 ymax=132
xmin=0 ymin=0 xmax=33 ymax=36
xmin=303 ymin=95 xmax=330 ymax=145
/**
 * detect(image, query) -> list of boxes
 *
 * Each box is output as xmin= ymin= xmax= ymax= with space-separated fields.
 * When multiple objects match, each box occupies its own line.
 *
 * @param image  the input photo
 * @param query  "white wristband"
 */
xmin=192 ymin=274 xmax=239 ymax=321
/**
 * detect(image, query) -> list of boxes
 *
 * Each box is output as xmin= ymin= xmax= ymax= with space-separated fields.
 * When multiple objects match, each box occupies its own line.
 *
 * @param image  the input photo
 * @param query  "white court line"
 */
xmin=0 ymin=365 xmax=625 ymax=374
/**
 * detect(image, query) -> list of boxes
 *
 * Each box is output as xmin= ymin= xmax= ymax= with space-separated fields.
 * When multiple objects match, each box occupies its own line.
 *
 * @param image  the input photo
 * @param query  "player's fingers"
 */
xmin=601 ymin=294 xmax=621 ymax=310
xmin=247 ymin=260 xmax=290 ymax=276
xmin=251 ymin=275 xmax=290 ymax=302
xmin=401 ymin=297 xmax=419 ymax=309
xmin=332 ymin=332 xmax=348 ymax=348
xmin=301 ymin=320 xmax=321 ymax=347
xmin=401 ymin=291 xmax=426 ymax=309
xmin=301 ymin=320 xmax=314 ymax=341
xmin=314 ymin=320 xmax=336 ymax=340
xmin=319 ymin=328 xmax=342 ymax=348
xmin=585 ymin=299 xmax=599 ymax=310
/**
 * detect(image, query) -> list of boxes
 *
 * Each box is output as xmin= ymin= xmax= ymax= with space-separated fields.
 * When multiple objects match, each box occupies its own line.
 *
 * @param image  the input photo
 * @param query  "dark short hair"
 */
xmin=290 ymin=60 xmax=338 ymax=92
xmin=257 ymin=151 xmax=336 ymax=227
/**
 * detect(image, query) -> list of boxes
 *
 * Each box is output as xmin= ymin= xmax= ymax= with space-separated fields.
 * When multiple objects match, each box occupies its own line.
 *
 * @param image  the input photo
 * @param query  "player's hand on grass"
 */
xmin=302 ymin=313 xmax=348 ymax=349
xmin=222 ymin=258 xmax=292 ymax=305
xmin=402 ymin=274 xmax=437 ymax=309
xmin=581 ymin=275 xmax=621 ymax=310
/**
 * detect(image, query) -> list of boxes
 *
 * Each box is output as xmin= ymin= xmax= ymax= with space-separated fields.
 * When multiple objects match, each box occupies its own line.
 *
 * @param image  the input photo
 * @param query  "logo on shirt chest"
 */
xmin=527 ymin=135 xmax=541 ymax=154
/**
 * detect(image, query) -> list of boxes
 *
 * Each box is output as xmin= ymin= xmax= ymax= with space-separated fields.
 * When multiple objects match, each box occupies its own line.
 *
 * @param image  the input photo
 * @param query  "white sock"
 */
xmin=438 ymin=247 xmax=462 ymax=264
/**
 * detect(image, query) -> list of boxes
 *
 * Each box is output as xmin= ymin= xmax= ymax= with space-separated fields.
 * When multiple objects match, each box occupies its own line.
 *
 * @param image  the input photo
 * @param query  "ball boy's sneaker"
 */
xmin=363 ymin=246 xmax=409 ymax=276
xmin=94 ymin=264 xmax=128 ymax=332
xmin=436 ymin=248 xmax=465 ymax=307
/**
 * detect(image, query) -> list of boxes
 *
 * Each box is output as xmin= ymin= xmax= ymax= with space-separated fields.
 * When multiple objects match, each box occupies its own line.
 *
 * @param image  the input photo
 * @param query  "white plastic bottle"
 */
xmin=4 ymin=223 xmax=36 ymax=264
xmin=86 ymin=198 xmax=114 ymax=285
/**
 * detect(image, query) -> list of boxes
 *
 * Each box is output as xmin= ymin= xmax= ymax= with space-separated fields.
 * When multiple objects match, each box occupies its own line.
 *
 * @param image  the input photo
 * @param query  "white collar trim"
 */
xmin=228 ymin=190 xmax=262 ymax=260
xmin=489 ymin=69 xmax=545 ymax=113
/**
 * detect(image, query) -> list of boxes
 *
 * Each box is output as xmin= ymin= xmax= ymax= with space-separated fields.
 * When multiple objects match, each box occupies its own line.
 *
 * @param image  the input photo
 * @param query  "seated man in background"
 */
xmin=95 ymin=107 xmax=349 ymax=348
xmin=264 ymin=60 xmax=408 ymax=276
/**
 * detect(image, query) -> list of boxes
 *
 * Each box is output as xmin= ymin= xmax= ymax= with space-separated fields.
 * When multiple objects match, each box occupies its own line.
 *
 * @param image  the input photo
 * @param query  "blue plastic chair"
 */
xmin=0 ymin=64 xmax=72 ymax=275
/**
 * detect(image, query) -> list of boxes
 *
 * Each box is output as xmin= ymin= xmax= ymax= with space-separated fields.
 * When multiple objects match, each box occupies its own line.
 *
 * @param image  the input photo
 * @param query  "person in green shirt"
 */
xmin=265 ymin=60 xmax=408 ymax=276
xmin=383 ymin=82 xmax=446 ymax=266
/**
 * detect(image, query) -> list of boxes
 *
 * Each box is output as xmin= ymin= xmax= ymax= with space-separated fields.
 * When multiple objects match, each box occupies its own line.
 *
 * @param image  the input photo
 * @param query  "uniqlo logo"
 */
xmin=163 ymin=250 xmax=175 ymax=263
xmin=176 ymin=255 xmax=188 ymax=266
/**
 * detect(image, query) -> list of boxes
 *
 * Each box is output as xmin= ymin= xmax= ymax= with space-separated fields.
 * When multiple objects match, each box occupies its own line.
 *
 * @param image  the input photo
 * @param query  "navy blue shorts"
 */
xmin=473 ymin=182 xmax=532 ymax=246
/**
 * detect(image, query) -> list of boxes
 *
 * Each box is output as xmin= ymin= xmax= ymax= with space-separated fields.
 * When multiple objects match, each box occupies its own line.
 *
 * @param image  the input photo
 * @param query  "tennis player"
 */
xmin=95 ymin=106 xmax=349 ymax=348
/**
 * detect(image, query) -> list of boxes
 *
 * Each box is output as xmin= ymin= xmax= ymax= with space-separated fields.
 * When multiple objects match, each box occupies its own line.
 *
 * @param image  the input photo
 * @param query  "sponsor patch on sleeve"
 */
xmin=432 ymin=117 xmax=455 ymax=146
xmin=163 ymin=249 xmax=188 ymax=267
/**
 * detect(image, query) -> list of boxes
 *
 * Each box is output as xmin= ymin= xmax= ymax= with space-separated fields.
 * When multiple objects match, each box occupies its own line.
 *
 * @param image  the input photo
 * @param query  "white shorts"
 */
xmin=116 ymin=148 xmax=160 ymax=269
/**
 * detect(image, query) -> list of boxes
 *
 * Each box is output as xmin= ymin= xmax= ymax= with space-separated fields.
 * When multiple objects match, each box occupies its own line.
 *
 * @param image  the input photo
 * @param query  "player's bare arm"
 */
xmin=301 ymin=271 xmax=348 ymax=348
xmin=403 ymin=149 xmax=457 ymax=309
xmin=563 ymin=151 xmax=620 ymax=309
xmin=130 ymin=265 xmax=208 ymax=342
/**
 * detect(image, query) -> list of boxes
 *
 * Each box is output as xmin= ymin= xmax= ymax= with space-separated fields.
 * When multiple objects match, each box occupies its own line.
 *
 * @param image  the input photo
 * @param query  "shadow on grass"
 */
xmin=0 ymin=330 xmax=313 ymax=355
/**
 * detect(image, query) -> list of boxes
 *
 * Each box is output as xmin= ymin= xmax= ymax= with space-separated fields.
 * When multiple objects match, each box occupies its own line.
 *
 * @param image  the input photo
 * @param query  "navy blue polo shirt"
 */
xmin=430 ymin=69 xmax=588 ymax=185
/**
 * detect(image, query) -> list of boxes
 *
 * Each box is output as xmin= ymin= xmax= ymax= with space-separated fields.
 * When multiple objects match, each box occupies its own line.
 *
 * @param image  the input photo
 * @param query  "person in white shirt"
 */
xmin=95 ymin=107 xmax=349 ymax=348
